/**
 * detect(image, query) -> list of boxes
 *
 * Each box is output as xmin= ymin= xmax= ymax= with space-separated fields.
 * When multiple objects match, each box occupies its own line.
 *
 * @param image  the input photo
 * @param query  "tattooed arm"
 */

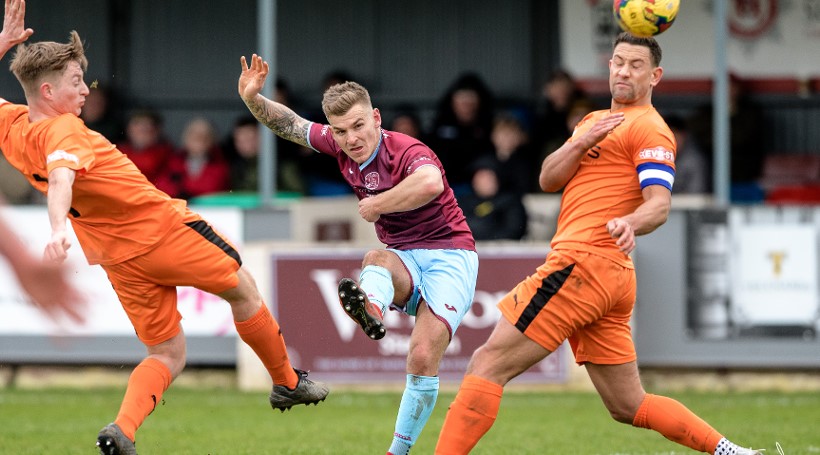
xmin=238 ymin=54 xmax=310 ymax=147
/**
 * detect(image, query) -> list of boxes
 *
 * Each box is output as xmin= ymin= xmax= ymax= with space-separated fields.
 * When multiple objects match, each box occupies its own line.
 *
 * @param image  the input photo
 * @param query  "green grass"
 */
xmin=0 ymin=387 xmax=817 ymax=454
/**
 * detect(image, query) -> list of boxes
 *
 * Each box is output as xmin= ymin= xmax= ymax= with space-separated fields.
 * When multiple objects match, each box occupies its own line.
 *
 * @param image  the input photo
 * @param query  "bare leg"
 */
xmin=587 ymin=362 xmax=729 ymax=453
xmin=435 ymin=318 xmax=551 ymax=454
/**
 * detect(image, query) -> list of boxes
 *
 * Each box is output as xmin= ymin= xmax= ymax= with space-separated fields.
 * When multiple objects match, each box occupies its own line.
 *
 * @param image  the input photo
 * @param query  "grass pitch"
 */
xmin=0 ymin=386 xmax=817 ymax=454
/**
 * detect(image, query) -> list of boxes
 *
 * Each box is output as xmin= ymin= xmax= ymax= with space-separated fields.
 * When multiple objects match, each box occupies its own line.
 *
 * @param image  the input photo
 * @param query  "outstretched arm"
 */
xmin=0 ymin=0 xmax=33 ymax=61
xmin=238 ymin=54 xmax=311 ymax=147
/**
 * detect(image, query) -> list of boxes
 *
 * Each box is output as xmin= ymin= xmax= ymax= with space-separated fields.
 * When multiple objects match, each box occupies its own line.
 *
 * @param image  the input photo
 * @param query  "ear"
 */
xmin=650 ymin=66 xmax=664 ymax=88
xmin=373 ymin=107 xmax=382 ymax=128
xmin=39 ymin=81 xmax=53 ymax=100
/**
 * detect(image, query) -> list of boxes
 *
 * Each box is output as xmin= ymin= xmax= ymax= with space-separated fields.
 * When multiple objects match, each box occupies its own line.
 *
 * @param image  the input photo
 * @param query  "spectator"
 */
xmin=155 ymin=117 xmax=230 ymax=200
xmin=296 ymin=71 xmax=356 ymax=196
xmin=388 ymin=104 xmax=424 ymax=139
xmin=429 ymin=72 xmax=495 ymax=195
xmin=117 ymin=110 xmax=174 ymax=184
xmin=459 ymin=158 xmax=528 ymax=241
xmin=666 ymin=114 xmax=710 ymax=194
xmin=689 ymin=73 xmax=766 ymax=198
xmin=534 ymin=69 xmax=588 ymax=157
xmin=488 ymin=112 xmax=535 ymax=196
xmin=0 ymin=153 xmax=40 ymax=204
xmin=539 ymin=97 xmax=597 ymax=172
xmin=223 ymin=114 xmax=305 ymax=194
xmin=79 ymin=83 xmax=123 ymax=143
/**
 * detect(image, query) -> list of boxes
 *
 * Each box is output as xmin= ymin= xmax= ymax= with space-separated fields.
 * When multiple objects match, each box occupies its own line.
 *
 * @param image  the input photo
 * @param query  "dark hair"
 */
xmin=613 ymin=32 xmax=662 ymax=67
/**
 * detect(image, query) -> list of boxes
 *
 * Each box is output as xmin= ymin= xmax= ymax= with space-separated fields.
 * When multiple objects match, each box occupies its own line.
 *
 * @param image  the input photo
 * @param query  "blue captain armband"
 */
xmin=637 ymin=162 xmax=675 ymax=190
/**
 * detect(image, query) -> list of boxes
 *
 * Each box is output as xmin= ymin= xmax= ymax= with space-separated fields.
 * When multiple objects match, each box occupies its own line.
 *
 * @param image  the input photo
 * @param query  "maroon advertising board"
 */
xmin=270 ymin=248 xmax=567 ymax=383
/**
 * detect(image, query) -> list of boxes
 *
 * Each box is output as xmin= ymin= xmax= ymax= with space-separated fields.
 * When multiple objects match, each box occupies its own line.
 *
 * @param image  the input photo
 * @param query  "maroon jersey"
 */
xmin=307 ymin=123 xmax=475 ymax=251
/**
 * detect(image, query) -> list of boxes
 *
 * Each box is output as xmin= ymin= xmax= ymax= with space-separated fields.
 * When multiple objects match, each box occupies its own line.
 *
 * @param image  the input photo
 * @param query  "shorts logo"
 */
xmin=364 ymin=171 xmax=380 ymax=190
xmin=638 ymin=146 xmax=674 ymax=163
xmin=444 ymin=303 xmax=457 ymax=312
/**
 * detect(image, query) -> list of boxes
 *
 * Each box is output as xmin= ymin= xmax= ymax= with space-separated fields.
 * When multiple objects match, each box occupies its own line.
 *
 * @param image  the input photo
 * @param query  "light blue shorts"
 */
xmin=387 ymin=248 xmax=479 ymax=337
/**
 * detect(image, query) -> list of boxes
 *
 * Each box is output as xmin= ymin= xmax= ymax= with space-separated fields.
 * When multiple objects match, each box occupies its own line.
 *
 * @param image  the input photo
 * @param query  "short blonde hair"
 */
xmin=321 ymin=81 xmax=372 ymax=118
xmin=9 ymin=30 xmax=88 ymax=97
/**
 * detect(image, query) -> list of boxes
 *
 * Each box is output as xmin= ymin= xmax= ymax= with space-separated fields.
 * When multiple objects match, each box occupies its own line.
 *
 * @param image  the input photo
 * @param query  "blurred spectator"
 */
xmin=117 ymin=110 xmax=174 ymax=184
xmin=534 ymin=69 xmax=588 ymax=157
xmin=666 ymin=114 xmax=710 ymax=194
xmin=80 ymin=84 xmax=124 ymax=143
xmin=223 ymin=116 xmax=261 ymax=192
xmin=689 ymin=73 xmax=766 ymax=197
xmin=430 ymin=72 xmax=495 ymax=195
xmin=322 ymin=70 xmax=354 ymax=91
xmin=223 ymin=114 xmax=305 ymax=194
xmin=487 ymin=112 xmax=534 ymax=196
xmin=388 ymin=104 xmax=424 ymax=139
xmin=538 ymin=98 xmax=597 ymax=191
xmin=294 ymin=71 xmax=357 ymax=196
xmin=0 ymin=153 xmax=40 ymax=204
xmin=459 ymin=158 xmax=528 ymax=241
xmin=155 ymin=117 xmax=230 ymax=200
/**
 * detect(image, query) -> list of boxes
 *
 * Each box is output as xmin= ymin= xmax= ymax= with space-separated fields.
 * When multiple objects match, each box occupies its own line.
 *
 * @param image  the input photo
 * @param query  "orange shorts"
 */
xmin=101 ymin=209 xmax=241 ymax=346
xmin=498 ymin=249 xmax=637 ymax=365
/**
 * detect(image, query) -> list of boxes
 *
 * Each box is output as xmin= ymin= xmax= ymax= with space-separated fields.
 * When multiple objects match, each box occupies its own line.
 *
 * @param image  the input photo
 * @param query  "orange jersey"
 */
xmin=551 ymin=105 xmax=675 ymax=266
xmin=0 ymin=99 xmax=186 ymax=265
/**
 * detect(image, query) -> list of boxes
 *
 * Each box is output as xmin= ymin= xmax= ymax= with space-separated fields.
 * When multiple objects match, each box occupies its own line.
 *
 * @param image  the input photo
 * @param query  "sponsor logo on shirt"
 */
xmin=321 ymin=124 xmax=330 ymax=136
xmin=47 ymin=149 xmax=80 ymax=165
xmin=638 ymin=146 xmax=674 ymax=163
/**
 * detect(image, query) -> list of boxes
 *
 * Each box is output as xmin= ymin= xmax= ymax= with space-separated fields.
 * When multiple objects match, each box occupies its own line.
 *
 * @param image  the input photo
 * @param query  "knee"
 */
xmin=362 ymin=249 xmax=390 ymax=267
xmin=406 ymin=343 xmax=441 ymax=376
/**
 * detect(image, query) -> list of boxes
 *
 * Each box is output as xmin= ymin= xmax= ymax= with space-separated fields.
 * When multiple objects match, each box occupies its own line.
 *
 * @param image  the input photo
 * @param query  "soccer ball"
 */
xmin=613 ymin=0 xmax=680 ymax=37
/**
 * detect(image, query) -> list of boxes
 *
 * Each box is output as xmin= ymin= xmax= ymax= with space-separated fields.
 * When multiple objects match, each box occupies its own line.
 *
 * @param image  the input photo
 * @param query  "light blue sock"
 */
xmin=359 ymin=265 xmax=393 ymax=315
xmin=388 ymin=374 xmax=439 ymax=455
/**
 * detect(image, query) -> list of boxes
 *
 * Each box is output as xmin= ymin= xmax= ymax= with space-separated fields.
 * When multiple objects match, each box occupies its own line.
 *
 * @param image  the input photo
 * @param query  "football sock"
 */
xmin=389 ymin=374 xmax=439 ymax=455
xmin=632 ymin=393 xmax=723 ymax=453
xmin=114 ymin=357 xmax=173 ymax=442
xmin=434 ymin=374 xmax=503 ymax=454
xmin=359 ymin=265 xmax=393 ymax=316
xmin=235 ymin=304 xmax=298 ymax=389
xmin=714 ymin=438 xmax=745 ymax=455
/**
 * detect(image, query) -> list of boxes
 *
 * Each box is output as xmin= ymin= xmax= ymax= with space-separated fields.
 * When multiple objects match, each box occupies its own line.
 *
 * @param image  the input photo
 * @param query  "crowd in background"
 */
xmin=0 ymin=68 xmax=770 ymax=241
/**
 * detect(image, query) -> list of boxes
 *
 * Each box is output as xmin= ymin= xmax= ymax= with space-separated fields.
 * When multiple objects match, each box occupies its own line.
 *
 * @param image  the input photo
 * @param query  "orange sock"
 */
xmin=632 ymin=393 xmax=724 ymax=454
xmin=114 ymin=357 xmax=173 ymax=442
xmin=235 ymin=304 xmax=298 ymax=388
xmin=434 ymin=374 xmax=503 ymax=455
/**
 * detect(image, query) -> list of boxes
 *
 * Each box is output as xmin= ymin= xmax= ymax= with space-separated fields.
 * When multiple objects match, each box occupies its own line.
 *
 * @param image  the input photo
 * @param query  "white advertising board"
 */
xmin=0 ymin=206 xmax=242 ymax=337
xmin=730 ymin=224 xmax=819 ymax=326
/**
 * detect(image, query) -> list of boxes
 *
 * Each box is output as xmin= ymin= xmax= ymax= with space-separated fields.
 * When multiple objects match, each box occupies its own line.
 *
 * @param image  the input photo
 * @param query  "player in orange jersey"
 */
xmin=0 ymin=1 xmax=327 ymax=454
xmin=434 ymin=33 xmax=765 ymax=455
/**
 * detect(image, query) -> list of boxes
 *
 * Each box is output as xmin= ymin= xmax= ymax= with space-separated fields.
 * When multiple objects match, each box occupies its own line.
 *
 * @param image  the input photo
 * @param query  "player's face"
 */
xmin=328 ymin=103 xmax=382 ymax=164
xmin=49 ymin=60 xmax=89 ymax=117
xmin=608 ymin=43 xmax=662 ymax=108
